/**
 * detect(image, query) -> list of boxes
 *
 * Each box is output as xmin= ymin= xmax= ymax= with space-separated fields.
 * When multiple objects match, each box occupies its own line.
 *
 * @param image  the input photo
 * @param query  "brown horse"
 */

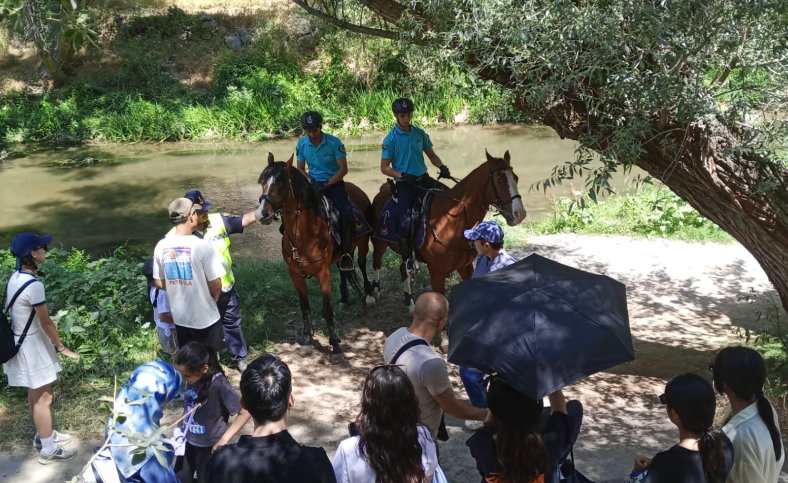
xmin=256 ymin=153 xmax=373 ymax=363
xmin=371 ymin=150 xmax=526 ymax=310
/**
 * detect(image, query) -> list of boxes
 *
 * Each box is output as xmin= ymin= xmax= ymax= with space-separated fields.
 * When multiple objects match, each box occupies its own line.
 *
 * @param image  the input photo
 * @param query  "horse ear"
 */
xmin=267 ymin=152 xmax=274 ymax=165
xmin=485 ymin=149 xmax=493 ymax=162
xmin=285 ymin=154 xmax=294 ymax=171
xmin=504 ymin=150 xmax=511 ymax=166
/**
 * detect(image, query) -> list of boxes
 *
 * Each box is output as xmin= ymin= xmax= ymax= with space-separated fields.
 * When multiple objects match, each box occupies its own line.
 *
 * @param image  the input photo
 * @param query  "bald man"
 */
xmin=382 ymin=292 xmax=487 ymax=441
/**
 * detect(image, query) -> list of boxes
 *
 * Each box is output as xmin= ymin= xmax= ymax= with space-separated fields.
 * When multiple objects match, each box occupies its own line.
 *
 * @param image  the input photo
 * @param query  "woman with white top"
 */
xmin=4 ymin=233 xmax=80 ymax=464
xmin=713 ymin=346 xmax=784 ymax=483
xmin=333 ymin=364 xmax=438 ymax=483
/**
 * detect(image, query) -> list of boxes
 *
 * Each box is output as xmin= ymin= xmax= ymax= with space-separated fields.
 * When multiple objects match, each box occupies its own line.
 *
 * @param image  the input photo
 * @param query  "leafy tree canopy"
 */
xmin=294 ymin=0 xmax=788 ymax=310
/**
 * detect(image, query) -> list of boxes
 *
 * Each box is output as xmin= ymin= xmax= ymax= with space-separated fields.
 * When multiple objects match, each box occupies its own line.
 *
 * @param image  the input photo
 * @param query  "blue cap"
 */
xmin=10 ymin=232 xmax=53 ymax=258
xmin=463 ymin=221 xmax=504 ymax=244
xmin=183 ymin=190 xmax=213 ymax=213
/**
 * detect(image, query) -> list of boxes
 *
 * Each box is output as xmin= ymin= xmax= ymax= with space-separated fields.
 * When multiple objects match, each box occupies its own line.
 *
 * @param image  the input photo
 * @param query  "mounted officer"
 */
xmin=296 ymin=110 xmax=355 ymax=271
xmin=380 ymin=97 xmax=451 ymax=274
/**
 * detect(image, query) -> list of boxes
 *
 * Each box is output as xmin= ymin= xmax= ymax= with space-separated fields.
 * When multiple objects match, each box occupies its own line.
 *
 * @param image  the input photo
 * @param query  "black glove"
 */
xmin=438 ymin=164 xmax=451 ymax=179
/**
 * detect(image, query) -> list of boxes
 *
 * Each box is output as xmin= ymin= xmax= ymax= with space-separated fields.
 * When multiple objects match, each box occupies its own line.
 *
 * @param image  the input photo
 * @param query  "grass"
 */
xmin=501 ymin=185 xmax=733 ymax=245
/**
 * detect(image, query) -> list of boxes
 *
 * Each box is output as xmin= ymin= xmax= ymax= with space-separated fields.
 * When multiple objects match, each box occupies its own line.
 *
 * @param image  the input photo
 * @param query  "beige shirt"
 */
xmin=382 ymin=327 xmax=451 ymax=439
xmin=723 ymin=401 xmax=784 ymax=483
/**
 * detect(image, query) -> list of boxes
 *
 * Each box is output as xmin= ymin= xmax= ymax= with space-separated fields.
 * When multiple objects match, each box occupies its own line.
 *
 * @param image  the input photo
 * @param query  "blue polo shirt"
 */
xmin=381 ymin=125 xmax=433 ymax=176
xmin=296 ymin=133 xmax=346 ymax=182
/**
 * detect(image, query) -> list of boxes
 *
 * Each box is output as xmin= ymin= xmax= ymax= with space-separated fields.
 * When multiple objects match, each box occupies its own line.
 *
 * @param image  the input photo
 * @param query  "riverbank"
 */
xmin=0 ymin=3 xmax=522 ymax=145
xmin=1 ymin=233 xmax=785 ymax=482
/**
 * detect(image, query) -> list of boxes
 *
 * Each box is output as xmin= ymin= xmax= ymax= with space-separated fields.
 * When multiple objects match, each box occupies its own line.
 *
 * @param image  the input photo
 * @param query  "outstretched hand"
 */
xmin=438 ymin=164 xmax=451 ymax=179
xmin=60 ymin=347 xmax=80 ymax=360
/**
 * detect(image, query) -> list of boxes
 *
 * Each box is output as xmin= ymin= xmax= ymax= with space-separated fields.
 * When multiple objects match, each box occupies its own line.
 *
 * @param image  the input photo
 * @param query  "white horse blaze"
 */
xmin=256 ymin=177 xmax=275 ymax=219
xmin=505 ymin=170 xmax=526 ymax=224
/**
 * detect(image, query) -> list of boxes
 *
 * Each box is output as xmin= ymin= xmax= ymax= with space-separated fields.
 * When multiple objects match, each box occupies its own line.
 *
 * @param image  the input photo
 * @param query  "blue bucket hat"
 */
xmin=183 ymin=189 xmax=213 ymax=213
xmin=463 ymin=220 xmax=504 ymax=244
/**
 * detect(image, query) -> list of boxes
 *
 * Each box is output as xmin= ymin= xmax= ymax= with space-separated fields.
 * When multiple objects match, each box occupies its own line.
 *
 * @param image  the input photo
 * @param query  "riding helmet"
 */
xmin=392 ymin=98 xmax=414 ymax=114
xmin=301 ymin=111 xmax=323 ymax=130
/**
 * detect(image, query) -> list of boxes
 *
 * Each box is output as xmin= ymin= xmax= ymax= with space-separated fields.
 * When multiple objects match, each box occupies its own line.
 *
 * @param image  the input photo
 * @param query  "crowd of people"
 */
xmin=2 ymin=98 xmax=785 ymax=482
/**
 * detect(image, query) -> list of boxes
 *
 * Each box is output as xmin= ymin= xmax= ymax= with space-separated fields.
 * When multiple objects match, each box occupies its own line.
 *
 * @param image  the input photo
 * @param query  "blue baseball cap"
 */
xmin=10 ymin=232 xmax=53 ymax=258
xmin=183 ymin=190 xmax=213 ymax=213
xmin=463 ymin=221 xmax=504 ymax=244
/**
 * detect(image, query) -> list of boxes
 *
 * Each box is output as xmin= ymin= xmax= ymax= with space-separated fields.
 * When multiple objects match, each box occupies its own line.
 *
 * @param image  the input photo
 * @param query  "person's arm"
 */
xmin=34 ymin=303 xmax=79 ymax=360
xmin=208 ymin=278 xmax=222 ymax=302
xmin=548 ymin=390 xmax=567 ymax=414
xmin=158 ymin=311 xmax=174 ymax=324
xmin=381 ymin=158 xmax=400 ymax=178
xmin=297 ymin=158 xmax=309 ymax=180
xmin=326 ymin=157 xmax=348 ymax=186
xmin=212 ymin=408 xmax=251 ymax=451
xmin=424 ymin=147 xmax=444 ymax=169
xmin=433 ymin=387 xmax=488 ymax=421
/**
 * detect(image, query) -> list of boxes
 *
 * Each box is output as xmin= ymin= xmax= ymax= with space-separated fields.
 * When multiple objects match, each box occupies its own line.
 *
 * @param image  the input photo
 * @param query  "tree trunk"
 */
xmin=533 ymin=92 xmax=788 ymax=312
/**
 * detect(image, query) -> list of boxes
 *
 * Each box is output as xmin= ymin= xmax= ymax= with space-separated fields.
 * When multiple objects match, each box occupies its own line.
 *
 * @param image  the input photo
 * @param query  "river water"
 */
xmin=0 ymin=124 xmax=641 ymax=259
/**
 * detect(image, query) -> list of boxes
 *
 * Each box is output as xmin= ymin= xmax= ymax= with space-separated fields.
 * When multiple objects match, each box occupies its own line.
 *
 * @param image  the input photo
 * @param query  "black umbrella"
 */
xmin=447 ymin=253 xmax=633 ymax=399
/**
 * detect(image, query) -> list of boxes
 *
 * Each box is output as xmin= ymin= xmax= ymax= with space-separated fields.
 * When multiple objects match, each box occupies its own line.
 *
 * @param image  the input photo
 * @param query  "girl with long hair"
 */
xmin=333 ymin=364 xmax=438 ymax=483
xmin=173 ymin=341 xmax=250 ymax=483
xmin=467 ymin=378 xmax=584 ymax=483
xmin=633 ymin=373 xmax=733 ymax=482
xmin=713 ymin=346 xmax=784 ymax=482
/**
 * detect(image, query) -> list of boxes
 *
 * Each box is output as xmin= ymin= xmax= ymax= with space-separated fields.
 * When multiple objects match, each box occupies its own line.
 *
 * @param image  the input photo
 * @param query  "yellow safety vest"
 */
xmin=166 ymin=212 xmax=235 ymax=290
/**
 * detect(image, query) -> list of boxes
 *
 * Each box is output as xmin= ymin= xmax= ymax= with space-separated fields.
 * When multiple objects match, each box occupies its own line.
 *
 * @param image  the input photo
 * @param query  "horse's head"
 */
xmin=256 ymin=152 xmax=294 ymax=225
xmin=485 ymin=150 xmax=526 ymax=226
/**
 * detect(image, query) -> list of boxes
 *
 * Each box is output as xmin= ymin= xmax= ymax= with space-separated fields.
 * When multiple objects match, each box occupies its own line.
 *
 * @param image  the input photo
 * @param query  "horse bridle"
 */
xmin=487 ymin=165 xmax=522 ymax=217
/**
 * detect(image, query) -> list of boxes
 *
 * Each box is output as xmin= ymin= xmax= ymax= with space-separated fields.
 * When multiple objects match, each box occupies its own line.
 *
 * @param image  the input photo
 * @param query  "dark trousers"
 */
xmin=217 ymin=287 xmax=247 ymax=361
xmin=395 ymin=175 xmax=443 ymax=239
xmin=175 ymin=321 xmax=223 ymax=354
xmin=313 ymin=180 xmax=352 ymax=216
xmin=175 ymin=442 xmax=212 ymax=483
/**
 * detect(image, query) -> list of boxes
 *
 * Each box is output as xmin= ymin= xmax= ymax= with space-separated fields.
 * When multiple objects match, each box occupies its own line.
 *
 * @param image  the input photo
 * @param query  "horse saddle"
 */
xmin=320 ymin=196 xmax=371 ymax=246
xmin=373 ymin=190 xmax=434 ymax=249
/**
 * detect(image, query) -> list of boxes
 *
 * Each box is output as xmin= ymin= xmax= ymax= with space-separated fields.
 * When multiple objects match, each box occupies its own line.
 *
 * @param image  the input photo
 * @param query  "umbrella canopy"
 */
xmin=447 ymin=253 xmax=633 ymax=399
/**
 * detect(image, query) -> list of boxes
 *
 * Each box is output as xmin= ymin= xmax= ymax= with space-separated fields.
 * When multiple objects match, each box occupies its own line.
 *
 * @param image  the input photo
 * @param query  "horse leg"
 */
xmin=370 ymin=238 xmax=387 ymax=298
xmin=289 ymin=268 xmax=314 ymax=355
xmin=318 ymin=265 xmax=344 ymax=364
xmin=357 ymin=239 xmax=375 ymax=307
xmin=337 ymin=270 xmax=350 ymax=311
xmin=457 ymin=262 xmax=474 ymax=281
xmin=401 ymin=263 xmax=416 ymax=314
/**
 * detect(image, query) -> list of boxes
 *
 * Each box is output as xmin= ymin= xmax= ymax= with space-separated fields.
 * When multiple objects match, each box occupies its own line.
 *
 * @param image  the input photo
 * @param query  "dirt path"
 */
xmin=1 ymin=233 xmax=786 ymax=482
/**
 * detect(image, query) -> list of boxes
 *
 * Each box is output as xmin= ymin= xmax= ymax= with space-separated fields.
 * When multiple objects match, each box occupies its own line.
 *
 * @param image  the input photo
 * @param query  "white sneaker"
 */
xmin=38 ymin=446 xmax=77 ymax=464
xmin=33 ymin=430 xmax=72 ymax=450
xmin=465 ymin=419 xmax=484 ymax=431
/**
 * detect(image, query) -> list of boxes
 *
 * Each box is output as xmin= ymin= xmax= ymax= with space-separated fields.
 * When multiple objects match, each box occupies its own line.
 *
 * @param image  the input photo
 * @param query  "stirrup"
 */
xmin=339 ymin=253 xmax=355 ymax=271
xmin=403 ymin=258 xmax=417 ymax=275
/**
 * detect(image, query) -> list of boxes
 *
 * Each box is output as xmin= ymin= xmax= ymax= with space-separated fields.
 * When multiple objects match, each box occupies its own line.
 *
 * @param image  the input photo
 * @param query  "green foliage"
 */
xmin=522 ymin=186 xmax=732 ymax=243
xmin=0 ymin=11 xmax=521 ymax=144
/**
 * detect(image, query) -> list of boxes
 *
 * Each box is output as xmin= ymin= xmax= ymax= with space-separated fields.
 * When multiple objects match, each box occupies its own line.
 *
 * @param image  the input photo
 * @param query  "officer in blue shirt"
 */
xmin=381 ymin=98 xmax=451 ymax=274
xmin=296 ymin=111 xmax=355 ymax=271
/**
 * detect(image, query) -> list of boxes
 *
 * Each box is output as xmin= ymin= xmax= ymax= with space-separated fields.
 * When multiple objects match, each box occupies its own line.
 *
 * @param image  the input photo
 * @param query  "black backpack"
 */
xmin=142 ymin=258 xmax=159 ymax=308
xmin=1 ymin=276 xmax=39 ymax=364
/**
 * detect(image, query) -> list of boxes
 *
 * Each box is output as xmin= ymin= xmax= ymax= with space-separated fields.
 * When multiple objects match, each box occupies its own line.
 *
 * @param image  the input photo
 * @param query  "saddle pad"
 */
xmin=373 ymin=192 xmax=432 ymax=249
xmin=322 ymin=197 xmax=372 ymax=245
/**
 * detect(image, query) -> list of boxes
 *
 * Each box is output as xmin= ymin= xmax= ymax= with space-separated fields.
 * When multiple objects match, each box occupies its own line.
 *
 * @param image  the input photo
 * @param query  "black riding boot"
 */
xmin=399 ymin=236 xmax=416 ymax=275
xmin=339 ymin=213 xmax=355 ymax=271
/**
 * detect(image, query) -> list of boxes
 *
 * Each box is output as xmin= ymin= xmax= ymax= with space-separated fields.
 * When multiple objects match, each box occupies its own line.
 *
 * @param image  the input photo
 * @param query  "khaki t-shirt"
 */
xmin=382 ymin=327 xmax=451 ymax=439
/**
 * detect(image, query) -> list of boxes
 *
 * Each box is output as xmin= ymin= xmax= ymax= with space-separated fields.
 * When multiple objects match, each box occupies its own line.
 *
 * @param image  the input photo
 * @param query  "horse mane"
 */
xmin=259 ymin=161 xmax=323 ymax=215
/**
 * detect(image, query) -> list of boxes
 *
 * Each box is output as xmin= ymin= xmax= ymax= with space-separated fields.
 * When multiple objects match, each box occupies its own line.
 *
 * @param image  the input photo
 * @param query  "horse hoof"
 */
xmin=365 ymin=295 xmax=376 ymax=307
xmin=299 ymin=344 xmax=314 ymax=356
xmin=330 ymin=353 xmax=345 ymax=364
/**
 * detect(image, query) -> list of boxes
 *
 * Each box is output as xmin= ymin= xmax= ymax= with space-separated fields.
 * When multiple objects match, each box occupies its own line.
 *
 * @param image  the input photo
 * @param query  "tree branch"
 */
xmin=292 ymin=0 xmax=400 ymax=40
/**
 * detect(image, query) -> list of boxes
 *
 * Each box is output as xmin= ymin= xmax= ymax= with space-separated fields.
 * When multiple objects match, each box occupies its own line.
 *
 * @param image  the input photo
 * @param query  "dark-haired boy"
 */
xmin=205 ymin=354 xmax=336 ymax=483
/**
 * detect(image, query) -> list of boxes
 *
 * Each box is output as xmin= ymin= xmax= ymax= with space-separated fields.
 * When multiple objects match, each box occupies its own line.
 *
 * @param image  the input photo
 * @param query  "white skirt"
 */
xmin=2 ymin=330 xmax=62 ymax=389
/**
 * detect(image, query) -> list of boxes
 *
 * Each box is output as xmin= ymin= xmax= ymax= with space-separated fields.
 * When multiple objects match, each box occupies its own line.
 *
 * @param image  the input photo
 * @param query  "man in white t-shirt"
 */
xmin=382 ymin=292 xmax=487 ymax=441
xmin=153 ymin=198 xmax=225 ymax=352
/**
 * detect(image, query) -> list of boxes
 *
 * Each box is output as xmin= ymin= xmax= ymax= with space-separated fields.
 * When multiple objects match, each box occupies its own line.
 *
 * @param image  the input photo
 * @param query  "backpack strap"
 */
xmin=5 ymin=276 xmax=40 ymax=351
xmin=390 ymin=338 xmax=429 ymax=364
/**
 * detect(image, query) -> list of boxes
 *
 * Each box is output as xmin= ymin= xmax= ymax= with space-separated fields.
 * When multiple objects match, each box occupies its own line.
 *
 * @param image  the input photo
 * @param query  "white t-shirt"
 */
xmin=332 ymin=425 xmax=438 ymax=483
xmin=5 ymin=271 xmax=45 ymax=335
xmin=723 ymin=401 xmax=784 ymax=483
xmin=153 ymin=234 xmax=225 ymax=330
xmin=382 ymin=327 xmax=452 ymax=439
